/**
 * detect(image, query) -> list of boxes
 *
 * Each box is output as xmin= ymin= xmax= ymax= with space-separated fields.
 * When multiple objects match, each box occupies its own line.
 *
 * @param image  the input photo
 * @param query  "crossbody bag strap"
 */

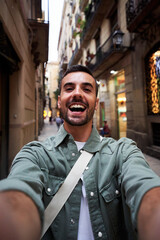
xmin=41 ymin=150 xmax=93 ymax=238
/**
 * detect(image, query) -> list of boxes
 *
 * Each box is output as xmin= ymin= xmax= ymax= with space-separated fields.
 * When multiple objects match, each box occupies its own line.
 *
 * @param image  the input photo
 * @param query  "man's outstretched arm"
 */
xmin=138 ymin=187 xmax=160 ymax=240
xmin=0 ymin=190 xmax=41 ymax=240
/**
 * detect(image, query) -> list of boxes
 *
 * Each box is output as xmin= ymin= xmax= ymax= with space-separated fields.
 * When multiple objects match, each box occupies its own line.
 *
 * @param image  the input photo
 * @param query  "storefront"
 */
xmin=145 ymin=43 xmax=160 ymax=147
xmin=115 ymin=71 xmax=127 ymax=138
xmin=98 ymin=70 xmax=127 ymax=139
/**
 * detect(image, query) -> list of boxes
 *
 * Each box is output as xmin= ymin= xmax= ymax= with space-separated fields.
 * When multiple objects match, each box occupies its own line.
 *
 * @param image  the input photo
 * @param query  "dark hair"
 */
xmin=59 ymin=65 xmax=99 ymax=96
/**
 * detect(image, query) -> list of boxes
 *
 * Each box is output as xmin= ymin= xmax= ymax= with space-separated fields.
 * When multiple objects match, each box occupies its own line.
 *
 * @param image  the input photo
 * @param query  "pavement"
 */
xmin=38 ymin=119 xmax=58 ymax=142
xmin=38 ymin=119 xmax=160 ymax=176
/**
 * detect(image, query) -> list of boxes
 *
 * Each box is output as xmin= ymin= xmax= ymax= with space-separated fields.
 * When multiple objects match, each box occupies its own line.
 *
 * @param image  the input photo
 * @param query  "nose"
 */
xmin=72 ymin=86 xmax=83 ymax=99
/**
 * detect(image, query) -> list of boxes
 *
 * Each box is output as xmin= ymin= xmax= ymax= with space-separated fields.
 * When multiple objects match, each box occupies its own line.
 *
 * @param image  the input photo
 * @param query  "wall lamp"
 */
xmin=113 ymin=29 xmax=134 ymax=51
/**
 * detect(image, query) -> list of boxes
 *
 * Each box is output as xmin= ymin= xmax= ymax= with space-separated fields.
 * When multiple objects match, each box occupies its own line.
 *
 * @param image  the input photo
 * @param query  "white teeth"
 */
xmin=70 ymin=104 xmax=85 ymax=109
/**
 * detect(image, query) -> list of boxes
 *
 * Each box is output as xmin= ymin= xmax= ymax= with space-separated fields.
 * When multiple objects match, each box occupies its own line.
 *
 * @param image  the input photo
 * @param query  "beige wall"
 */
xmin=101 ymin=19 xmax=110 ymax=45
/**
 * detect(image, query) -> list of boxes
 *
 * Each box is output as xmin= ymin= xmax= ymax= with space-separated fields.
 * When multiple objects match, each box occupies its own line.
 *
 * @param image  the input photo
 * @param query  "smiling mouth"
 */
xmin=69 ymin=104 xmax=86 ymax=112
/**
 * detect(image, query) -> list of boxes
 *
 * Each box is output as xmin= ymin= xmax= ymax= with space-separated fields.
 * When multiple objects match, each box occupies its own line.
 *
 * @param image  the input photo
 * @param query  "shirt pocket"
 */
xmin=43 ymin=175 xmax=65 ymax=207
xmin=100 ymin=176 xmax=121 ymax=202
xmin=99 ymin=177 xmax=125 ymax=237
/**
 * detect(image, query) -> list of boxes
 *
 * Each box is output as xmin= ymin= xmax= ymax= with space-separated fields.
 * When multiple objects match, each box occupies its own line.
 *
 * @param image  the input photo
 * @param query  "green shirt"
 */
xmin=0 ymin=125 xmax=160 ymax=240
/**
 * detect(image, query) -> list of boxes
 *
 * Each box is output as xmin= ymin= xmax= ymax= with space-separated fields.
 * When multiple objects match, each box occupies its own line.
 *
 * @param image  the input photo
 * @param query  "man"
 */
xmin=55 ymin=116 xmax=62 ymax=130
xmin=100 ymin=120 xmax=110 ymax=137
xmin=0 ymin=65 xmax=160 ymax=240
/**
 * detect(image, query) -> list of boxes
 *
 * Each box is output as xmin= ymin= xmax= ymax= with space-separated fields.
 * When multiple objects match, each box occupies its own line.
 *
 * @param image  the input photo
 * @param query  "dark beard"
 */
xmin=60 ymin=106 xmax=95 ymax=126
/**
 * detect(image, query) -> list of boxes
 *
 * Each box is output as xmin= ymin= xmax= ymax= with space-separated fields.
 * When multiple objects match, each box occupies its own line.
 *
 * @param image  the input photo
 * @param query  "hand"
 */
xmin=138 ymin=187 xmax=160 ymax=240
xmin=0 ymin=191 xmax=41 ymax=240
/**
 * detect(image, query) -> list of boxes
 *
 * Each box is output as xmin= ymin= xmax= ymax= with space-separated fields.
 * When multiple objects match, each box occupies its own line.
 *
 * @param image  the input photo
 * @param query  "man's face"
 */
xmin=58 ymin=71 xmax=99 ymax=126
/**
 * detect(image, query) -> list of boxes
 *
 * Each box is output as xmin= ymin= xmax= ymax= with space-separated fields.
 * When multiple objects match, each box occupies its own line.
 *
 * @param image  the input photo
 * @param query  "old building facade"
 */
xmin=0 ymin=0 xmax=49 ymax=178
xmin=58 ymin=0 xmax=160 ymax=159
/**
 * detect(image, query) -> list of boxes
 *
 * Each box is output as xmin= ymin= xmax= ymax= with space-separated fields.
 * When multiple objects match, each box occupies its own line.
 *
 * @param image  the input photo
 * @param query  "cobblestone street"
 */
xmin=38 ymin=119 xmax=160 ymax=177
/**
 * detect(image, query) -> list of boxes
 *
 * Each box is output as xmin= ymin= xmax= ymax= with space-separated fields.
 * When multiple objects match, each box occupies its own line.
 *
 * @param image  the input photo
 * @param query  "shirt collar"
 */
xmin=54 ymin=124 xmax=102 ymax=153
xmin=54 ymin=124 xmax=69 ymax=147
xmin=83 ymin=126 xmax=102 ymax=153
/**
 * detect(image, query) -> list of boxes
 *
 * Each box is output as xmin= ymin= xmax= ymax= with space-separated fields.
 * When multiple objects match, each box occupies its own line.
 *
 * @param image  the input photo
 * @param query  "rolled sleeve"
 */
xmin=0 ymin=145 xmax=46 ymax=224
xmin=120 ymin=139 xmax=160 ymax=230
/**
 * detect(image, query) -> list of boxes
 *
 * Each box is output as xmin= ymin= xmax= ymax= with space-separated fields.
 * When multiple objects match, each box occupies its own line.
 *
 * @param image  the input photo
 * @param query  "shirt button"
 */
xmin=115 ymin=190 xmax=119 ymax=195
xmin=72 ymin=153 xmax=75 ymax=156
xmin=71 ymin=218 xmax=75 ymax=224
xmin=98 ymin=231 xmax=103 ymax=237
xmin=47 ymin=188 xmax=51 ymax=193
xmin=90 ymin=191 xmax=94 ymax=197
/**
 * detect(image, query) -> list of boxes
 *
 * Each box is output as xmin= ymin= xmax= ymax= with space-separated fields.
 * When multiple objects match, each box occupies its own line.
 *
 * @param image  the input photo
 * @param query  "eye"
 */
xmin=84 ymin=88 xmax=92 ymax=92
xmin=65 ymin=87 xmax=74 ymax=92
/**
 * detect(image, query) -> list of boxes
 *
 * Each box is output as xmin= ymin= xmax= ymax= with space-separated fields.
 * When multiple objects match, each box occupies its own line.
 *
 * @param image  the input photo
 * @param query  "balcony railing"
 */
xmin=28 ymin=19 xmax=49 ymax=67
xmin=69 ymin=43 xmax=79 ymax=67
xmin=87 ymin=31 xmax=126 ymax=75
xmin=80 ymin=0 xmax=116 ymax=48
xmin=69 ymin=42 xmax=82 ymax=66
xmin=81 ymin=0 xmax=100 ymax=42
xmin=69 ymin=0 xmax=117 ymax=66
xmin=126 ymin=0 xmax=160 ymax=32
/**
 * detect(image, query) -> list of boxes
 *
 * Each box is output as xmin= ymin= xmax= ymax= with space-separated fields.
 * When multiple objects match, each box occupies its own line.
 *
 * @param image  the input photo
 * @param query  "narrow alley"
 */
xmin=38 ymin=119 xmax=160 ymax=177
xmin=38 ymin=119 xmax=58 ymax=142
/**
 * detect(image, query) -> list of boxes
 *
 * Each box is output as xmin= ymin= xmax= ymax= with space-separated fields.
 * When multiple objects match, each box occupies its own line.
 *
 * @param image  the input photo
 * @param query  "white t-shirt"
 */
xmin=75 ymin=141 xmax=94 ymax=240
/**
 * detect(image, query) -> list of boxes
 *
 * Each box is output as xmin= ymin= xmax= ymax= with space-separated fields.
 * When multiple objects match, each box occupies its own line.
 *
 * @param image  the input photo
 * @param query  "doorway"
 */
xmin=0 ymin=64 xmax=9 ymax=179
xmin=100 ymin=102 xmax=105 ymax=128
xmin=115 ymin=71 xmax=127 ymax=138
xmin=117 ymin=92 xmax=127 ymax=138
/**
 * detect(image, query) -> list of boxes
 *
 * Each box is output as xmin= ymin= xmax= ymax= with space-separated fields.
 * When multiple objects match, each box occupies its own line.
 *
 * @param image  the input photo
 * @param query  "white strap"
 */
xmin=41 ymin=150 xmax=93 ymax=238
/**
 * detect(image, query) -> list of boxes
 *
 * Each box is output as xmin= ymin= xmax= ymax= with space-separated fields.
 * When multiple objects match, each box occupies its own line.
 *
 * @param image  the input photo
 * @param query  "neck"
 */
xmin=64 ymin=122 xmax=93 ymax=142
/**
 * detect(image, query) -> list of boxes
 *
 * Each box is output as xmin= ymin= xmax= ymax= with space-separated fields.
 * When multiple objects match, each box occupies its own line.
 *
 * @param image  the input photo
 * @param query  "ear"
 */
xmin=58 ymin=95 xmax=61 ymax=109
xmin=95 ymin=98 xmax=99 ymax=110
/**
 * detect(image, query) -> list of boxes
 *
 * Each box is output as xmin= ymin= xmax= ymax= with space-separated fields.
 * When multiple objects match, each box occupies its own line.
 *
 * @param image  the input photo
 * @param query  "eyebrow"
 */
xmin=82 ymin=82 xmax=94 ymax=89
xmin=63 ymin=82 xmax=94 ymax=89
xmin=63 ymin=82 xmax=74 ymax=88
